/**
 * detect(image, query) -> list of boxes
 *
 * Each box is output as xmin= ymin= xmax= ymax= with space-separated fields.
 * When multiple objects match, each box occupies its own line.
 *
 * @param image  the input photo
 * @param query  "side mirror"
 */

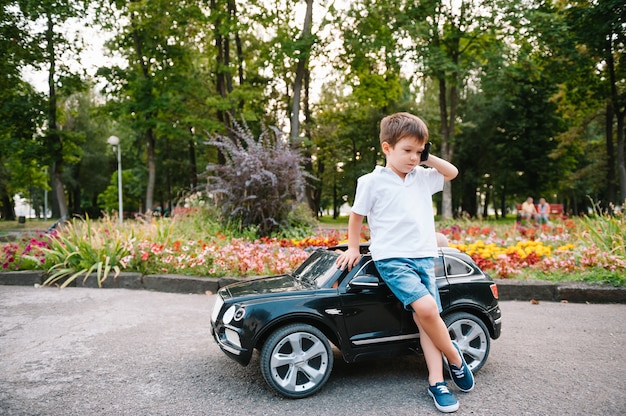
xmin=347 ymin=274 xmax=381 ymax=292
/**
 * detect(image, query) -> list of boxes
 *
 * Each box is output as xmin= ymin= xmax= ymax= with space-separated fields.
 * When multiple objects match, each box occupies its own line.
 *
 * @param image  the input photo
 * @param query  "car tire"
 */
xmin=260 ymin=323 xmax=334 ymax=399
xmin=443 ymin=311 xmax=490 ymax=373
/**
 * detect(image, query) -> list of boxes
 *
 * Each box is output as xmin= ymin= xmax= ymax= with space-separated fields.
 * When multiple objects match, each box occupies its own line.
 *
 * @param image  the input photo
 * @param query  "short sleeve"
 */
xmin=351 ymin=174 xmax=373 ymax=216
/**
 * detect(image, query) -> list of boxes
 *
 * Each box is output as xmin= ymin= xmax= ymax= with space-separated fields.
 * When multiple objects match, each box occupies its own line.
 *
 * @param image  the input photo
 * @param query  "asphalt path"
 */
xmin=1 ymin=286 xmax=624 ymax=416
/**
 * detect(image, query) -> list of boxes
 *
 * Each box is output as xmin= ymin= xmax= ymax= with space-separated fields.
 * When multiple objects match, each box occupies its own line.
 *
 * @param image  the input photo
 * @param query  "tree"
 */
xmin=1 ymin=2 xmax=47 ymax=220
xmin=289 ymin=0 xmax=314 ymax=142
xmin=563 ymin=0 xmax=626 ymax=205
xmin=17 ymin=0 xmax=89 ymax=219
xmin=458 ymin=48 xmax=565 ymax=217
xmin=98 ymin=0 xmax=214 ymax=213
xmin=56 ymin=89 xmax=113 ymax=217
xmin=313 ymin=0 xmax=413 ymax=217
xmin=402 ymin=0 xmax=506 ymax=219
xmin=0 ymin=82 xmax=46 ymax=220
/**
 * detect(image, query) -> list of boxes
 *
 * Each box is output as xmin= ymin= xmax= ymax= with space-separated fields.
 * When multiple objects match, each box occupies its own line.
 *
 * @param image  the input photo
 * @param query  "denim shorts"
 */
xmin=374 ymin=257 xmax=442 ymax=313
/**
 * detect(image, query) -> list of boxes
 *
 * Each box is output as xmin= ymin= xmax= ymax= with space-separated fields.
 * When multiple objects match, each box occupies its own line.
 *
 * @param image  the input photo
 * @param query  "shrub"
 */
xmin=203 ymin=121 xmax=314 ymax=237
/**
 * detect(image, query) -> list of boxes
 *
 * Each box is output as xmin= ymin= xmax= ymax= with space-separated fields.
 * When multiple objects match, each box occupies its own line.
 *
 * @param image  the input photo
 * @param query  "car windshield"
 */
xmin=291 ymin=249 xmax=342 ymax=288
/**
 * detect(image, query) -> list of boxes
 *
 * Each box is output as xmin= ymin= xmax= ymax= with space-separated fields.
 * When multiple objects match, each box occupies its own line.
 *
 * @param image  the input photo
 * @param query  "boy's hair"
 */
xmin=379 ymin=112 xmax=429 ymax=147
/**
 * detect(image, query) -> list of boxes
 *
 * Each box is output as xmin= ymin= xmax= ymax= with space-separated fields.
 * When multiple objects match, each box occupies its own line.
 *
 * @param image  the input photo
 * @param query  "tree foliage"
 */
xmin=1 ymin=3 xmax=46 ymax=219
xmin=15 ymin=0 xmax=90 ymax=218
xmin=3 ymin=0 xmax=625 ymax=226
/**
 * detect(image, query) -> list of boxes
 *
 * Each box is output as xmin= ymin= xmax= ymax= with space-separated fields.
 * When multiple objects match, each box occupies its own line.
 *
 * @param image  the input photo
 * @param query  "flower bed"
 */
xmin=440 ymin=220 xmax=626 ymax=284
xmin=1 ymin=231 xmax=50 ymax=271
xmin=1 ymin=215 xmax=624 ymax=287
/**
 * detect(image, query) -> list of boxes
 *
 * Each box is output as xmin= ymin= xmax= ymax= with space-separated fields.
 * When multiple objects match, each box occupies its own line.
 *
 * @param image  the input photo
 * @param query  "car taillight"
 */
xmin=490 ymin=283 xmax=499 ymax=299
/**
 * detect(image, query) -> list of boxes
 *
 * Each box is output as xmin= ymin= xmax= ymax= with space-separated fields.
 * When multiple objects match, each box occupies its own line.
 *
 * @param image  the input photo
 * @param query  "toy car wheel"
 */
xmin=260 ymin=323 xmax=334 ymax=399
xmin=444 ymin=311 xmax=490 ymax=372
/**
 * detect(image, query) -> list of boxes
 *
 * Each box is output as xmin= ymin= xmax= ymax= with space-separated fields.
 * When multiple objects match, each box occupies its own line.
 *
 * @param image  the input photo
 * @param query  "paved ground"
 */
xmin=1 ymin=285 xmax=625 ymax=415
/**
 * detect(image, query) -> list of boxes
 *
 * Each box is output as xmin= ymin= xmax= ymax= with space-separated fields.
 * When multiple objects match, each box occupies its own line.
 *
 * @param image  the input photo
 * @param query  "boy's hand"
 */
xmin=335 ymin=247 xmax=362 ymax=271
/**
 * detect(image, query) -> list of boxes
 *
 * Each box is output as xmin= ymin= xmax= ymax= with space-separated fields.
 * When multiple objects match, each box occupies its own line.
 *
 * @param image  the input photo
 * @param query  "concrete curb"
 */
xmin=0 ymin=271 xmax=246 ymax=295
xmin=1 ymin=271 xmax=625 ymax=304
xmin=493 ymin=279 xmax=626 ymax=304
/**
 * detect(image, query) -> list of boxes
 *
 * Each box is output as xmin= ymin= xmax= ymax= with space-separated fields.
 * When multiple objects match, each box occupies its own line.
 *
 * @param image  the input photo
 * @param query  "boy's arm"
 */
xmin=335 ymin=212 xmax=364 ymax=271
xmin=422 ymin=154 xmax=458 ymax=181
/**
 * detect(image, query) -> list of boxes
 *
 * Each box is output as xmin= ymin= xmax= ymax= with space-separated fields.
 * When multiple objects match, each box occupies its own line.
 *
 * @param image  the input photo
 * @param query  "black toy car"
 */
xmin=210 ymin=245 xmax=502 ymax=399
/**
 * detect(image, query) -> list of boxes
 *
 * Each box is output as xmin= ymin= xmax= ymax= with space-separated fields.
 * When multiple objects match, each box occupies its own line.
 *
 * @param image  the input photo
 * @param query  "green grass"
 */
xmin=0 ymin=219 xmax=55 ymax=232
xmin=521 ymin=269 xmax=626 ymax=287
xmin=317 ymin=215 xmax=349 ymax=225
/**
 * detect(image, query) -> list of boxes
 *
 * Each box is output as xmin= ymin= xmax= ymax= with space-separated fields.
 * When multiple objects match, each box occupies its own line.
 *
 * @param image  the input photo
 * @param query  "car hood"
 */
xmin=221 ymin=274 xmax=313 ymax=300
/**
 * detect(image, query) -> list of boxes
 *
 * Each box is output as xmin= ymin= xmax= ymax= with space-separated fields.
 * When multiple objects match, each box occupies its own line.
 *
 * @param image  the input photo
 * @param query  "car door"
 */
xmin=339 ymin=258 xmax=411 ymax=350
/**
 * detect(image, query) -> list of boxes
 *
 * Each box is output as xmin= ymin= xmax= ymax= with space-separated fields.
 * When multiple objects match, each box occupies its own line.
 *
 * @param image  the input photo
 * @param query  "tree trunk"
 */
xmin=606 ymin=37 xmax=626 ymax=201
xmin=302 ymin=66 xmax=319 ymax=214
xmin=46 ymin=12 xmax=68 ymax=219
xmin=230 ymin=0 xmax=245 ymax=110
xmin=131 ymin=12 xmax=156 ymax=214
xmin=617 ymin=114 xmax=626 ymax=201
xmin=605 ymin=102 xmax=616 ymax=203
xmin=146 ymin=129 xmax=156 ymax=213
xmin=438 ymin=77 xmax=455 ymax=219
xmin=289 ymin=0 xmax=313 ymax=143
xmin=212 ymin=0 xmax=231 ymax=165
xmin=188 ymin=130 xmax=198 ymax=191
xmin=1 ymin=189 xmax=15 ymax=220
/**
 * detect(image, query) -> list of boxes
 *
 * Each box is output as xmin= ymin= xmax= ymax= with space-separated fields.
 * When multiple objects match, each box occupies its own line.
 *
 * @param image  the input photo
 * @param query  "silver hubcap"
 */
xmin=448 ymin=318 xmax=488 ymax=371
xmin=270 ymin=332 xmax=330 ymax=393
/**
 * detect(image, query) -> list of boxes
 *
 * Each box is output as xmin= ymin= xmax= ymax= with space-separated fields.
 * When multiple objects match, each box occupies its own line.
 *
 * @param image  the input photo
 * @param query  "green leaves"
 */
xmin=579 ymin=201 xmax=626 ymax=260
xmin=42 ymin=216 xmax=126 ymax=288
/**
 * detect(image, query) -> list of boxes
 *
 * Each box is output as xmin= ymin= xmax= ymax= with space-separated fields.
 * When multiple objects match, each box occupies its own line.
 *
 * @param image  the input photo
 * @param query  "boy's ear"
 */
xmin=381 ymin=141 xmax=390 ymax=154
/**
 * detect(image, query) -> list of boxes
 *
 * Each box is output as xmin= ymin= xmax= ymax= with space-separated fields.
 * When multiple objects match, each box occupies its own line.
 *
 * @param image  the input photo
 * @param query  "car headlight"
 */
xmin=223 ymin=305 xmax=236 ymax=324
xmin=211 ymin=295 xmax=224 ymax=323
xmin=221 ymin=304 xmax=246 ymax=325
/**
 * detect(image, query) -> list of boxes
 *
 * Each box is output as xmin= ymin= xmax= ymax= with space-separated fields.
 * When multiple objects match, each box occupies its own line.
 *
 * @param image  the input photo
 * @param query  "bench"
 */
xmin=516 ymin=203 xmax=565 ymax=220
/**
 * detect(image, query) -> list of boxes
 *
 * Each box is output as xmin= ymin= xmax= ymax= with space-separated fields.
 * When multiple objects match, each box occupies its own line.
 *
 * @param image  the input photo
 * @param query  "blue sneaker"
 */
xmin=428 ymin=382 xmax=459 ymax=413
xmin=448 ymin=341 xmax=475 ymax=392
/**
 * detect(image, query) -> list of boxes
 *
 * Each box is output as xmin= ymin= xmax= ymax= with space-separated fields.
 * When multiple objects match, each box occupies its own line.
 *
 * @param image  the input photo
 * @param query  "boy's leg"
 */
xmin=411 ymin=295 xmax=462 ymax=367
xmin=412 ymin=295 xmax=475 ymax=393
xmin=414 ymin=315 xmax=444 ymax=384
xmin=416 ymin=317 xmax=460 ymax=413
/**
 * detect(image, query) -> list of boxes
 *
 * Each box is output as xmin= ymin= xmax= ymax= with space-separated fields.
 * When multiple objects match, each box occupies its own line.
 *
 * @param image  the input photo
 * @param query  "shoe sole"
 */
xmin=428 ymin=389 xmax=459 ymax=413
xmin=449 ymin=341 xmax=475 ymax=392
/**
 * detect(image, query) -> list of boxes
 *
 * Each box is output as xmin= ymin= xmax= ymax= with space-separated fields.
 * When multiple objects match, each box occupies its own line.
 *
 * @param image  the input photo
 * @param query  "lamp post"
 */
xmin=107 ymin=136 xmax=123 ymax=225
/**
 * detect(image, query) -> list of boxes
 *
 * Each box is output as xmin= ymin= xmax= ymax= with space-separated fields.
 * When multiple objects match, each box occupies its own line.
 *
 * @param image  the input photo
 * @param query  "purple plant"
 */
xmin=204 ymin=122 xmax=311 ymax=236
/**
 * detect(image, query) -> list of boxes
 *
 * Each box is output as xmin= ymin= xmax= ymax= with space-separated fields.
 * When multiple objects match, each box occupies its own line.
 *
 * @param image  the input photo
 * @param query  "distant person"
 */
xmin=335 ymin=112 xmax=473 ymax=413
xmin=520 ymin=197 xmax=537 ymax=224
xmin=537 ymin=198 xmax=550 ymax=224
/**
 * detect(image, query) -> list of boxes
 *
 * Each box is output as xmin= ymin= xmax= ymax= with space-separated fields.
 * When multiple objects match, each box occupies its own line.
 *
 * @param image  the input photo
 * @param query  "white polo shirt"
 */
xmin=351 ymin=165 xmax=444 ymax=261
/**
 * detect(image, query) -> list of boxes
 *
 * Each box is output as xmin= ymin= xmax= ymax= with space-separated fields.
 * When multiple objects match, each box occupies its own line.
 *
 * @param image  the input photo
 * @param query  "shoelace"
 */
xmin=450 ymin=365 xmax=465 ymax=379
xmin=434 ymin=384 xmax=452 ymax=395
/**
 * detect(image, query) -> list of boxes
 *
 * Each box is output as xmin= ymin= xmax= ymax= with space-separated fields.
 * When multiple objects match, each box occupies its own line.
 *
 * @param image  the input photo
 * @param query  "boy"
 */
xmin=335 ymin=112 xmax=473 ymax=413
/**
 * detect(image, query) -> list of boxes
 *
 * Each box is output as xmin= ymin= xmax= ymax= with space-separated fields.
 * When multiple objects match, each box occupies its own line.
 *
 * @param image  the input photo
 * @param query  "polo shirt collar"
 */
xmin=374 ymin=165 xmax=417 ymax=178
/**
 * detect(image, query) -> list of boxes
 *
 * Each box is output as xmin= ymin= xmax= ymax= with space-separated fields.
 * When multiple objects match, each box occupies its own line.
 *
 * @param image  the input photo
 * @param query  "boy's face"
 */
xmin=382 ymin=136 xmax=427 ymax=178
